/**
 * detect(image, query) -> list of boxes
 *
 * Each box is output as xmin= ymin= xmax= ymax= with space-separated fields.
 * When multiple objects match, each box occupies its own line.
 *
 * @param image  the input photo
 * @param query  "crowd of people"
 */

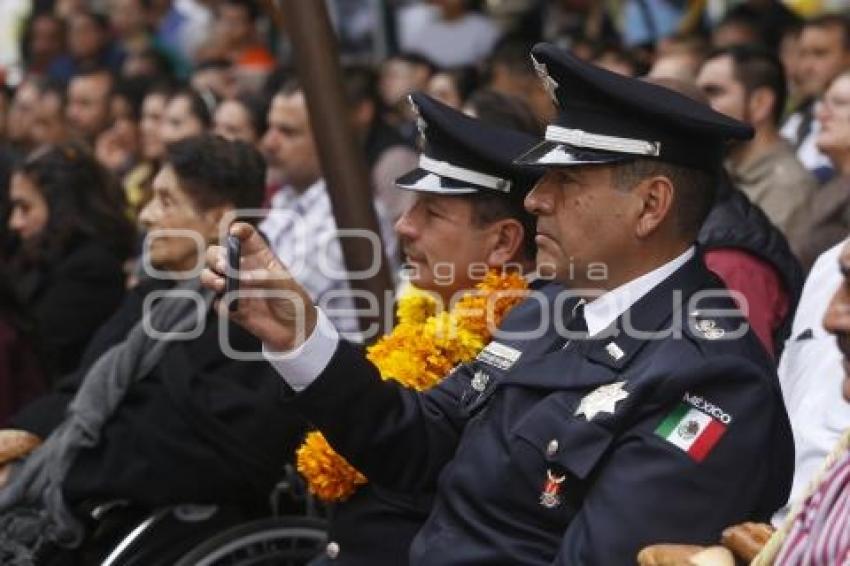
xmin=1 ymin=0 xmax=850 ymax=564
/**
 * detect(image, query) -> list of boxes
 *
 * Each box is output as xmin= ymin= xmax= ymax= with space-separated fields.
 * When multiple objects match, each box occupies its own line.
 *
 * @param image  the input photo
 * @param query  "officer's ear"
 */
xmin=485 ymin=217 xmax=525 ymax=268
xmin=631 ymin=175 xmax=675 ymax=239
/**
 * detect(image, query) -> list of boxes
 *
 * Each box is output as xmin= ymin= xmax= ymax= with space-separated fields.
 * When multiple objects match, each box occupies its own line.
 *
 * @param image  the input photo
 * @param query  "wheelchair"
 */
xmin=41 ymin=466 xmax=329 ymax=566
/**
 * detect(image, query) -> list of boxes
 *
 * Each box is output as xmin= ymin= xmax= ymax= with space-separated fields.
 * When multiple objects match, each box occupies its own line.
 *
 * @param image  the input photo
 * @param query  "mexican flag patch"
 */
xmin=655 ymin=402 xmax=727 ymax=462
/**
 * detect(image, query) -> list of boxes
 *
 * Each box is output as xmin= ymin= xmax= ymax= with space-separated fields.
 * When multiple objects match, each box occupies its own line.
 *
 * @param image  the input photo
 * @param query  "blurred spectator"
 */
xmin=110 ymin=0 xmax=154 ymax=54
xmin=161 ymin=87 xmax=213 ymax=145
xmin=215 ymin=0 xmax=275 ymax=77
xmin=214 ymin=94 xmax=265 ymax=144
xmin=18 ymin=12 xmax=65 ymax=78
xmin=398 ymin=0 xmax=501 ymax=68
xmin=781 ymin=14 xmax=850 ymax=182
xmin=697 ymin=45 xmax=816 ymax=235
xmin=378 ymin=53 xmax=435 ymax=133
xmin=31 ymin=80 xmax=68 ymax=147
xmin=109 ymin=0 xmax=185 ymax=78
xmin=780 ymin=21 xmax=805 ymax=110
xmin=192 ymin=58 xmax=240 ymax=100
xmin=48 ymin=11 xmax=122 ymax=83
xmin=788 ymin=70 xmax=850 ymax=272
xmin=65 ymin=69 xmax=114 ymax=145
xmin=5 ymin=143 xmax=135 ymax=380
xmin=725 ymin=0 xmax=802 ymax=51
xmin=259 ymin=81 xmax=397 ymax=337
xmin=649 ymin=33 xmax=708 ymax=83
xmin=343 ymin=66 xmax=418 ymax=225
xmin=123 ymin=84 xmax=173 ymax=221
xmin=121 ymin=46 xmax=175 ymax=80
xmin=462 ymin=88 xmax=542 ymax=136
xmin=152 ymin=0 xmax=213 ymax=66
xmin=54 ymin=0 xmax=87 ymax=20
xmin=6 ymin=79 xmax=41 ymax=154
xmin=487 ymin=37 xmax=553 ymax=130
xmin=95 ymin=79 xmax=148 ymax=178
xmin=712 ymin=7 xmax=764 ymax=48
xmin=425 ymin=66 xmax=479 ymax=109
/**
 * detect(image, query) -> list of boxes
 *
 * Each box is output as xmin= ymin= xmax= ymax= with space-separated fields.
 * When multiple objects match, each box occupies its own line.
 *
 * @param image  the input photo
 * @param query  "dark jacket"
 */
xmin=699 ymin=178 xmax=805 ymax=355
xmin=10 ymin=236 xmax=126 ymax=380
xmin=11 ymin=279 xmax=306 ymax=512
xmin=289 ymin=259 xmax=793 ymax=565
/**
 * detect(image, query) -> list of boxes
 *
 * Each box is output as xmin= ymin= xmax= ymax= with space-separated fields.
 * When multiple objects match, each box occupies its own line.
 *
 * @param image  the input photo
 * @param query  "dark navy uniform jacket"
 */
xmin=289 ymin=256 xmax=794 ymax=565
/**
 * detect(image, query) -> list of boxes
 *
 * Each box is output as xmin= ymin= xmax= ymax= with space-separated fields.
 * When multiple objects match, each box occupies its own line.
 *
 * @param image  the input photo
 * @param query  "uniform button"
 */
xmin=326 ymin=541 xmax=340 ymax=559
xmin=546 ymin=439 xmax=559 ymax=457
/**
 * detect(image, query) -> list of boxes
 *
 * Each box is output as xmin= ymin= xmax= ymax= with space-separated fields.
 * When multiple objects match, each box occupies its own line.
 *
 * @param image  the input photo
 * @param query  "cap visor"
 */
xmin=395 ymin=168 xmax=483 ymax=194
xmin=514 ymin=140 xmax=632 ymax=167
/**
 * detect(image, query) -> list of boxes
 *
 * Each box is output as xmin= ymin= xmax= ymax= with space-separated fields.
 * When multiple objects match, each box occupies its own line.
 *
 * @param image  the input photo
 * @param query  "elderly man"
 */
xmin=203 ymin=44 xmax=793 ymax=564
xmin=0 ymin=136 xmax=305 ymax=562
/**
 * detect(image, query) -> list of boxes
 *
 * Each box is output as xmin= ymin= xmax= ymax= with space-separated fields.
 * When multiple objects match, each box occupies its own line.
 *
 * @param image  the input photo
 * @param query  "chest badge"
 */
xmin=540 ymin=469 xmax=566 ymax=509
xmin=695 ymin=319 xmax=725 ymax=340
xmin=575 ymin=381 xmax=629 ymax=421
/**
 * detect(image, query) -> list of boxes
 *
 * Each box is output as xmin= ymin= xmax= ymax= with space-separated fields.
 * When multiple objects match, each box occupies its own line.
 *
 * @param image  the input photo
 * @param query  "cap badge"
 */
xmin=531 ymin=54 xmax=559 ymax=105
xmin=408 ymin=97 xmax=428 ymax=146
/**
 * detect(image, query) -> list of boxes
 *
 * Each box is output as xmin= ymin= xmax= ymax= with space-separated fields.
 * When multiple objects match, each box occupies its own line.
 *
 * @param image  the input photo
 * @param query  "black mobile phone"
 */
xmin=224 ymin=234 xmax=241 ymax=312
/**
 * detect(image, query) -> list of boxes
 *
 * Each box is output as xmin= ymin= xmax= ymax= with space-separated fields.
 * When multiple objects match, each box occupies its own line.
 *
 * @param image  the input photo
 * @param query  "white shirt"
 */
xmin=266 ymin=247 xmax=696 ymax=391
xmin=772 ymin=239 xmax=850 ymax=525
xmin=584 ymin=247 xmax=695 ymax=337
xmin=780 ymin=110 xmax=833 ymax=175
xmin=398 ymin=5 xmax=501 ymax=68
xmin=259 ymin=179 xmax=398 ymax=340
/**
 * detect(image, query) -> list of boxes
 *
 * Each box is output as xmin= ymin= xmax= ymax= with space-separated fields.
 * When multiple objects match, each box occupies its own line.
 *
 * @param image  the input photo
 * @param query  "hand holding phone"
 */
xmin=224 ymin=234 xmax=241 ymax=312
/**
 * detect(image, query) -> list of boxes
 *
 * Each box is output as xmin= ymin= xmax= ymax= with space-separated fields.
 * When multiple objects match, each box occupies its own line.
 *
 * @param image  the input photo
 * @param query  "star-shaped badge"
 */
xmin=531 ymin=54 xmax=559 ymax=105
xmin=575 ymin=381 xmax=629 ymax=421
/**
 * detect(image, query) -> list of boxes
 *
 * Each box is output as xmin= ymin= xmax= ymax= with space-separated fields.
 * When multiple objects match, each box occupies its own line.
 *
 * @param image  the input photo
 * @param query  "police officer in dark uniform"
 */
xmin=201 ymin=43 xmax=794 ymax=565
xmin=314 ymin=92 xmax=543 ymax=565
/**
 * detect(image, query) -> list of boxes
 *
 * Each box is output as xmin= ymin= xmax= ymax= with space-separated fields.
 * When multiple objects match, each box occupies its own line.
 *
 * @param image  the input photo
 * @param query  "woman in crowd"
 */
xmin=123 ymin=83 xmax=172 ymax=220
xmin=6 ymin=143 xmax=136 ymax=380
xmin=161 ymin=87 xmax=214 ymax=145
xmin=787 ymin=70 xmax=850 ymax=272
xmin=424 ymin=66 xmax=479 ymax=109
xmin=213 ymin=93 xmax=265 ymax=144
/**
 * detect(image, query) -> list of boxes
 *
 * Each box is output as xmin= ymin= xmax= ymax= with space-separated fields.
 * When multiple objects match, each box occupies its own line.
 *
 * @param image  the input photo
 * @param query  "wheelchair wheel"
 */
xmin=174 ymin=516 xmax=328 ymax=566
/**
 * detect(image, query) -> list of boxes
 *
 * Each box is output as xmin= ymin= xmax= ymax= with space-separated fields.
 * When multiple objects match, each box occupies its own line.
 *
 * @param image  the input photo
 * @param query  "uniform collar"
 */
xmin=584 ymin=246 xmax=695 ymax=338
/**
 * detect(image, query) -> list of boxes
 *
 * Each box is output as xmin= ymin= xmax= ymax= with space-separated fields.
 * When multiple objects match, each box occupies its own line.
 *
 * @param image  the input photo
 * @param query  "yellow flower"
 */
xmin=296 ymin=431 xmax=367 ymax=502
xmin=296 ymin=270 xmax=528 ymax=502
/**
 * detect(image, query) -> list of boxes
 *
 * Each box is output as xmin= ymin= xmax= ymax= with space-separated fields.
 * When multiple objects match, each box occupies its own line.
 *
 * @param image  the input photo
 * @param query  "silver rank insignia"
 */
xmin=695 ymin=319 xmax=725 ymax=340
xmin=575 ymin=381 xmax=629 ymax=421
xmin=408 ymin=95 xmax=428 ymax=146
xmin=471 ymin=370 xmax=489 ymax=392
xmin=540 ymin=468 xmax=566 ymax=509
xmin=531 ymin=54 xmax=559 ymax=104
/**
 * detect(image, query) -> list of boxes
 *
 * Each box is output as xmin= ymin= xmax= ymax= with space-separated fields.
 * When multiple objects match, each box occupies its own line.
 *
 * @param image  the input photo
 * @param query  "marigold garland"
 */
xmin=296 ymin=270 xmax=529 ymax=502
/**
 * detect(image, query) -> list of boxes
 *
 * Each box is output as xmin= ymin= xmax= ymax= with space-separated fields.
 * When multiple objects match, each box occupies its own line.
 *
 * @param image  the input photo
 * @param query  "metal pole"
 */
xmin=274 ymin=0 xmax=394 ymax=337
